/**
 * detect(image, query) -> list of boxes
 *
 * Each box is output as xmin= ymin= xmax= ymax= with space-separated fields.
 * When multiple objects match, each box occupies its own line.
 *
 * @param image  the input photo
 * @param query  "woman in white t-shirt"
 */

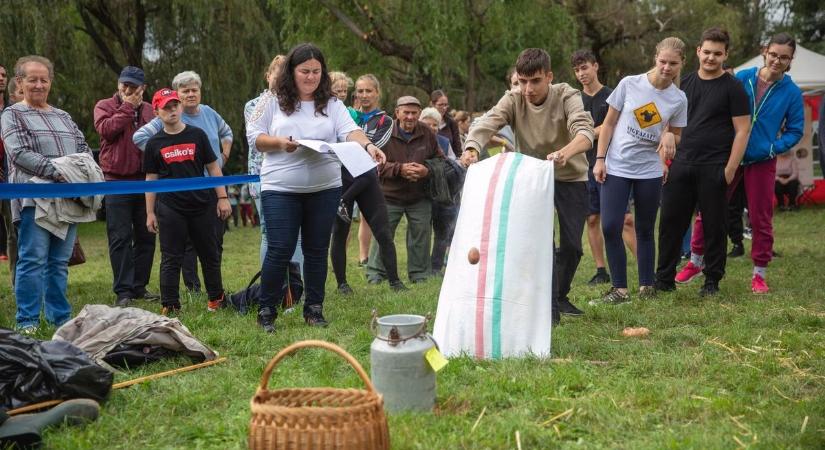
xmin=591 ymin=37 xmax=689 ymax=305
xmin=246 ymin=43 xmax=385 ymax=333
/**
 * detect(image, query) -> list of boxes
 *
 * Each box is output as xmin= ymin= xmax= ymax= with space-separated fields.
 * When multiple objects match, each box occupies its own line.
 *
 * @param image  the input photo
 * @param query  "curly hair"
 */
xmin=276 ymin=43 xmax=332 ymax=116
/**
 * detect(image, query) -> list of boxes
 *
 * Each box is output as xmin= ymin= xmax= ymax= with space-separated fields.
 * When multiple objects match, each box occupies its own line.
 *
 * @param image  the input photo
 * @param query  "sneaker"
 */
xmin=587 ymin=270 xmax=611 ymax=286
xmin=337 ymin=283 xmax=354 ymax=295
xmin=389 ymin=280 xmax=409 ymax=292
xmin=304 ymin=304 xmax=329 ymax=327
xmin=588 ymin=288 xmax=630 ymax=306
xmin=728 ymin=242 xmax=744 ymax=258
xmin=654 ymin=279 xmax=676 ymax=292
xmin=699 ymin=282 xmax=719 ymax=297
xmin=336 ymin=201 xmax=351 ymax=224
xmin=367 ymin=277 xmax=384 ymax=285
xmin=257 ymin=307 xmax=276 ymax=333
xmin=0 ymin=254 xmax=8 ymax=261
xmin=207 ymin=293 xmax=226 ymax=312
xmin=751 ymin=274 xmax=770 ymax=294
xmin=161 ymin=304 xmax=181 ymax=316
xmin=16 ymin=324 xmax=39 ymax=335
xmin=743 ymin=227 xmax=752 ymax=240
xmin=675 ymin=262 xmax=703 ymax=284
xmin=136 ymin=290 xmax=161 ymax=301
xmin=556 ymin=298 xmax=584 ymax=316
xmin=638 ymin=286 xmax=657 ymax=300
xmin=358 ymin=258 xmax=368 ymax=267
xmin=115 ymin=297 xmax=133 ymax=307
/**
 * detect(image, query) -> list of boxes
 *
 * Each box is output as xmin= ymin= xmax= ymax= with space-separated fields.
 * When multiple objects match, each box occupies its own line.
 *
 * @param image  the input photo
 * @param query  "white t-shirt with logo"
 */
xmin=605 ymin=74 xmax=688 ymax=179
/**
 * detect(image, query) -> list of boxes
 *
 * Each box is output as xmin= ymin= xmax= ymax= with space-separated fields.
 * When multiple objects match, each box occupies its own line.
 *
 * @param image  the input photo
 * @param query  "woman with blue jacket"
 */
xmin=735 ymin=33 xmax=804 ymax=294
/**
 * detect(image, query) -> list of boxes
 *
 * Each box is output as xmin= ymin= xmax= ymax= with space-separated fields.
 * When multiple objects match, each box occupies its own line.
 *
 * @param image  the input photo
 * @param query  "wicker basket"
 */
xmin=249 ymin=340 xmax=390 ymax=450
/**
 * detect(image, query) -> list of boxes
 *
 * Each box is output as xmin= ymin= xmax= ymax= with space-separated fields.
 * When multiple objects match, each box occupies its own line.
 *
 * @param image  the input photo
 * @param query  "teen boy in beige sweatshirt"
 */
xmin=464 ymin=48 xmax=594 ymax=325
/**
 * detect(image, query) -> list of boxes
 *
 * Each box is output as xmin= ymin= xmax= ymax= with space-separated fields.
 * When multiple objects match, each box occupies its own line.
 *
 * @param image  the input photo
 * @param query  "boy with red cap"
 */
xmin=144 ymin=88 xmax=231 ymax=315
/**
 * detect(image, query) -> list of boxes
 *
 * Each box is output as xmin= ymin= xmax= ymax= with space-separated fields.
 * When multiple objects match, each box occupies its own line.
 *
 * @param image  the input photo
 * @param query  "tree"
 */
xmin=280 ymin=0 xmax=577 ymax=111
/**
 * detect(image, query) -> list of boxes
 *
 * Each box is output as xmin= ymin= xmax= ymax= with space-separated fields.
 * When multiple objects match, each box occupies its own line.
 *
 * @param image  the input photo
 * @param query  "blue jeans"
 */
xmin=15 ymin=207 xmax=77 ymax=328
xmin=255 ymin=197 xmax=303 ymax=269
xmin=259 ymin=188 xmax=340 ymax=313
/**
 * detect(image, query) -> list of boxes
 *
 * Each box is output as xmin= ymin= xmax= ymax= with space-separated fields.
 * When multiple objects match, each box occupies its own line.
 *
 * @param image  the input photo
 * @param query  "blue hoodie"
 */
xmin=736 ymin=67 xmax=804 ymax=165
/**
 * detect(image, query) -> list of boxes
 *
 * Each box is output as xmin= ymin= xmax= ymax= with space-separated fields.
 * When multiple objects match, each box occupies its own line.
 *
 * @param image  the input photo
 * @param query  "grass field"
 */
xmin=1 ymin=207 xmax=823 ymax=449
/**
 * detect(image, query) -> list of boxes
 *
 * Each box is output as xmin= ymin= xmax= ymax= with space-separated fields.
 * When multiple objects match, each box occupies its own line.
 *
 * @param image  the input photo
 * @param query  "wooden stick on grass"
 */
xmin=7 ymin=357 xmax=227 ymax=416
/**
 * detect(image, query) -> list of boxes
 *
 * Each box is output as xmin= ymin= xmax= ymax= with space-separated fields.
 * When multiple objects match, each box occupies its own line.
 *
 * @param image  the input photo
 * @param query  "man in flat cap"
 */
xmin=366 ymin=96 xmax=445 ymax=284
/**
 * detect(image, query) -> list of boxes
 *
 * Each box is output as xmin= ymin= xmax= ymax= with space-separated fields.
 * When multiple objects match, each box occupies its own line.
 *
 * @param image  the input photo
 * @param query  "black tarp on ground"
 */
xmin=0 ymin=329 xmax=112 ymax=410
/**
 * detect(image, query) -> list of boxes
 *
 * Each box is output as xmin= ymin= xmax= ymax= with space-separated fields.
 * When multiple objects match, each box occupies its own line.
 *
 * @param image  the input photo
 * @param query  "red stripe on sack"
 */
xmin=475 ymin=154 xmax=508 ymax=358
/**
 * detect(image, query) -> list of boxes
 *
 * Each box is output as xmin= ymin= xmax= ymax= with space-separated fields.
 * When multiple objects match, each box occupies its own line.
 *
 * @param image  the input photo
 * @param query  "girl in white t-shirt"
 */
xmin=591 ymin=37 xmax=689 ymax=305
xmin=246 ymin=43 xmax=385 ymax=333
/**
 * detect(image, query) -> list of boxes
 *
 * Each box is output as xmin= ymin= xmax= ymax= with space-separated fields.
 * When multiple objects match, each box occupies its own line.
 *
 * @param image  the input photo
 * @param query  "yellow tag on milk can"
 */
xmin=425 ymin=347 xmax=449 ymax=372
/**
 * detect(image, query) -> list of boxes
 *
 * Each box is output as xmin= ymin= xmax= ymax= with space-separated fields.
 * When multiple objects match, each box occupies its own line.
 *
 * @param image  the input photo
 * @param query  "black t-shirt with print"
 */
xmin=676 ymin=71 xmax=750 ymax=165
xmin=144 ymin=124 xmax=217 ymax=214
xmin=582 ymin=86 xmax=612 ymax=168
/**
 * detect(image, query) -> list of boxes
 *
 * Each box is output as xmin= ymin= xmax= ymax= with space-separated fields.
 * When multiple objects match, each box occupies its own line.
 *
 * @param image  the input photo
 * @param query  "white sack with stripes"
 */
xmin=433 ymin=152 xmax=555 ymax=359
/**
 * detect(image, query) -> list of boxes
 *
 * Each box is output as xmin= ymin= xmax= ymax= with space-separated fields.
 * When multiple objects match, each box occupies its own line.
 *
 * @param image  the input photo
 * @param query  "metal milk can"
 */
xmin=370 ymin=313 xmax=436 ymax=412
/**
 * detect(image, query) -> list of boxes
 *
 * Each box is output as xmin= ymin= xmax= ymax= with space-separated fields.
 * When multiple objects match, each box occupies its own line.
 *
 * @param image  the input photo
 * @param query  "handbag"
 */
xmin=68 ymin=237 xmax=86 ymax=266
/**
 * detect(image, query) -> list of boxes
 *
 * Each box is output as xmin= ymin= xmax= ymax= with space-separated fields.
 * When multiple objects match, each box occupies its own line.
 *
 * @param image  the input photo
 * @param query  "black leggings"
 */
xmin=601 ymin=175 xmax=661 ymax=289
xmin=330 ymin=168 xmax=400 ymax=284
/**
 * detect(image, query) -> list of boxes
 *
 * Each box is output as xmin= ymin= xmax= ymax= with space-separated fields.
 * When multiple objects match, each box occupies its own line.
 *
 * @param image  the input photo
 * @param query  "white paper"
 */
xmin=297 ymin=139 xmax=377 ymax=177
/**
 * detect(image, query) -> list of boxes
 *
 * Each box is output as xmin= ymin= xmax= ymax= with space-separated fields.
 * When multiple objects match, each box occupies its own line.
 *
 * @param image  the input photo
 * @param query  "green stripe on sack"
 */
xmin=491 ymin=153 xmax=523 ymax=358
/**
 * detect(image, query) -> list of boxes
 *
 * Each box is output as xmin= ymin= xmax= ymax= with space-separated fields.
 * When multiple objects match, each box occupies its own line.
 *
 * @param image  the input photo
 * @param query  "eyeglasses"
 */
xmin=766 ymin=52 xmax=792 ymax=63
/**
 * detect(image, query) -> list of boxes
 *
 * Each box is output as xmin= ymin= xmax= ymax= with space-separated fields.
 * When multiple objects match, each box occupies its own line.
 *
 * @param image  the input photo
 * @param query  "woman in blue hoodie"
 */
xmin=735 ymin=33 xmax=804 ymax=293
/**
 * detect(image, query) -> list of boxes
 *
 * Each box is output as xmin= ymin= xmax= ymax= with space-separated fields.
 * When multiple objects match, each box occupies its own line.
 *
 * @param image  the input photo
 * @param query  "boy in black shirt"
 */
xmin=655 ymin=28 xmax=751 ymax=296
xmin=144 ymin=88 xmax=232 ymax=314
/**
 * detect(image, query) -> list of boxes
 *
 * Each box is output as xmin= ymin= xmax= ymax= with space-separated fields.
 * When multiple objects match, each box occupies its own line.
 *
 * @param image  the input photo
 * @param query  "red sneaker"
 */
xmin=675 ymin=262 xmax=703 ymax=284
xmin=207 ymin=293 xmax=226 ymax=312
xmin=751 ymin=274 xmax=770 ymax=294
xmin=0 ymin=254 xmax=8 ymax=261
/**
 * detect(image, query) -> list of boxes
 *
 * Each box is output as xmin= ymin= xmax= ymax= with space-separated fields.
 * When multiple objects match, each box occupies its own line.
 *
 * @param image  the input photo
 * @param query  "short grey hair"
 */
xmin=172 ymin=70 xmax=202 ymax=90
xmin=420 ymin=107 xmax=442 ymax=124
xmin=14 ymin=55 xmax=54 ymax=80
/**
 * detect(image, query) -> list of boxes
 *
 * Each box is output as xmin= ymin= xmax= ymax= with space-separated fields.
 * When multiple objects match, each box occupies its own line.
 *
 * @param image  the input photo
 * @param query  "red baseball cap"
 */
xmin=152 ymin=88 xmax=180 ymax=109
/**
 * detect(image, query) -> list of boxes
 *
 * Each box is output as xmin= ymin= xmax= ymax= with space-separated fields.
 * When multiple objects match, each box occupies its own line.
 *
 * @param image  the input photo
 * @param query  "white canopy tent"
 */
xmin=735 ymin=44 xmax=825 ymax=92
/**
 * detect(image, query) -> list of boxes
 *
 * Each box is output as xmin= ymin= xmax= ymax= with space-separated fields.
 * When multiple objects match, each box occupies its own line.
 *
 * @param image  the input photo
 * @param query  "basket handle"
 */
xmin=258 ymin=340 xmax=376 ymax=393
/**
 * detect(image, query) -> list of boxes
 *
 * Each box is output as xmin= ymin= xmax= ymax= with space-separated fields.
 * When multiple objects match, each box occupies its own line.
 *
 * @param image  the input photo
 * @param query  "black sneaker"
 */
xmin=257 ymin=307 xmax=276 ymax=333
xmin=654 ymin=279 xmax=676 ymax=292
xmin=638 ymin=286 xmax=657 ymax=300
xmin=358 ymin=258 xmax=368 ymax=267
xmin=589 ymin=288 xmax=630 ymax=306
xmin=304 ymin=305 xmax=329 ymax=328
xmin=389 ymin=280 xmax=409 ymax=292
xmin=556 ymin=298 xmax=584 ymax=316
xmin=115 ymin=297 xmax=133 ymax=307
xmin=337 ymin=283 xmax=354 ymax=295
xmin=336 ymin=201 xmax=351 ymax=224
xmin=728 ymin=242 xmax=744 ymax=258
xmin=136 ymin=290 xmax=161 ymax=301
xmin=698 ymin=282 xmax=719 ymax=297
xmin=587 ymin=270 xmax=611 ymax=286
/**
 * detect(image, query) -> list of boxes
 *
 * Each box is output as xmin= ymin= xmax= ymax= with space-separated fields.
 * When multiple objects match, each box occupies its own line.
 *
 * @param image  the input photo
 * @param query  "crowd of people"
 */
xmin=0 ymin=27 xmax=813 ymax=334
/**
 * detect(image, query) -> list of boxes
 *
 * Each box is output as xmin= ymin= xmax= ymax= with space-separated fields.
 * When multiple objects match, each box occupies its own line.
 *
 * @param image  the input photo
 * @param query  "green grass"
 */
xmin=1 ymin=208 xmax=824 ymax=449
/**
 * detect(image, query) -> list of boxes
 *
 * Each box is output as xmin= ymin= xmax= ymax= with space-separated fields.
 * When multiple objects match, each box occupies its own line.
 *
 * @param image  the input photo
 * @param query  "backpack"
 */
xmin=227 ymin=262 xmax=303 ymax=314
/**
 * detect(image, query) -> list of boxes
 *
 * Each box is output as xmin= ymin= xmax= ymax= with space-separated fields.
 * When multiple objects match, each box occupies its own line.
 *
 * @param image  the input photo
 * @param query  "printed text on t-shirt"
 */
xmin=161 ymin=143 xmax=196 ymax=164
